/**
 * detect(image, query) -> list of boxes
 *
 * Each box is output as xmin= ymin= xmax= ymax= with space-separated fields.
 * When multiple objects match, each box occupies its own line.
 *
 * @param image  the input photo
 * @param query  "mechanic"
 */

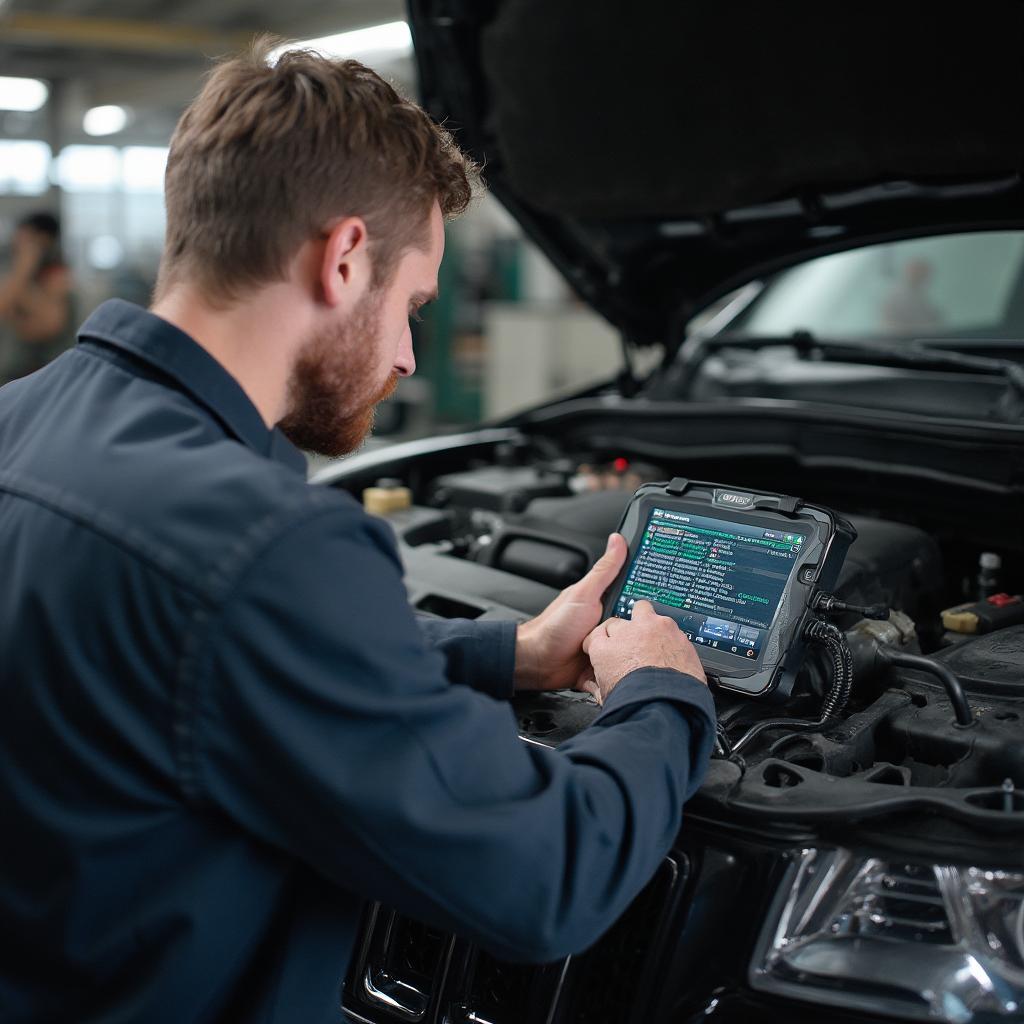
xmin=0 ymin=211 xmax=75 ymax=383
xmin=0 ymin=41 xmax=715 ymax=1023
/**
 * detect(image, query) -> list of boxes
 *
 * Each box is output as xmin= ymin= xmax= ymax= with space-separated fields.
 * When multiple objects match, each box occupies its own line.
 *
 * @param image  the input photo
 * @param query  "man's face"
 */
xmin=279 ymin=203 xmax=444 ymax=457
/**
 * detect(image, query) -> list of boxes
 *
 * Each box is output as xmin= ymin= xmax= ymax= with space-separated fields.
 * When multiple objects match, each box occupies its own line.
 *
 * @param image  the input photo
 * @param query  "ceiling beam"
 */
xmin=0 ymin=12 xmax=252 ymax=56
xmin=86 ymin=67 xmax=209 ymax=112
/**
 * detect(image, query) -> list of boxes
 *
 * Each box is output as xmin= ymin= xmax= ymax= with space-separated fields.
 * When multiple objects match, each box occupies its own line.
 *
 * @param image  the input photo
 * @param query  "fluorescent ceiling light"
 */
xmin=0 ymin=77 xmax=49 ymax=113
xmin=83 ymin=105 xmax=129 ymax=137
xmin=269 ymin=21 xmax=412 ymax=64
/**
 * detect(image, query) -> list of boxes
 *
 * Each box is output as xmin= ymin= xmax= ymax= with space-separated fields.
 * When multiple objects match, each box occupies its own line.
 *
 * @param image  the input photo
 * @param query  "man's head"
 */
xmin=157 ymin=37 xmax=475 ymax=454
xmin=15 ymin=211 xmax=62 ymax=267
xmin=18 ymin=212 xmax=60 ymax=242
xmin=278 ymin=203 xmax=445 ymax=455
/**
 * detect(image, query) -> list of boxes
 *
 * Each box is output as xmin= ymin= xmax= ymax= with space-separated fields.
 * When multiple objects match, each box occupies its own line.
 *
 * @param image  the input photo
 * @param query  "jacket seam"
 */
xmin=0 ymin=471 xmax=210 ymax=602
xmin=173 ymin=498 xmax=369 ymax=802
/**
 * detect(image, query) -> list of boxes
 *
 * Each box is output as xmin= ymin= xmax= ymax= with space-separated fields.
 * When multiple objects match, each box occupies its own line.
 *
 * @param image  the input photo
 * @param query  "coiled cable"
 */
xmin=728 ymin=619 xmax=853 ymax=756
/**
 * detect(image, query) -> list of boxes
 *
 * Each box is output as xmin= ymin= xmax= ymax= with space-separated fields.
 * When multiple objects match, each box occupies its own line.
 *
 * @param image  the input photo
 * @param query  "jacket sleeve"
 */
xmin=190 ymin=503 xmax=716 ymax=963
xmin=415 ymin=615 xmax=517 ymax=701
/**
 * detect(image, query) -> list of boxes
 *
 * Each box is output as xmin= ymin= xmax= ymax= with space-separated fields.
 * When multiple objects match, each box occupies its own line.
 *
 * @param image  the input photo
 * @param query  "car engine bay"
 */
xmin=322 ymin=413 xmax=1024 ymax=1024
xmin=324 ymin=425 xmax=1024 ymax=848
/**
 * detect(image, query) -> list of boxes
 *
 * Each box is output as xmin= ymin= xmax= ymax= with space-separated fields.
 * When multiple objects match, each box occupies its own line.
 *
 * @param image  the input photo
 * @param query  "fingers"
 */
xmin=584 ymin=614 xmax=628 ymax=655
xmin=583 ymin=600 xmax=707 ymax=703
xmin=589 ymin=603 xmax=660 ymax=643
xmin=573 ymin=533 xmax=628 ymax=601
xmin=582 ymin=621 xmax=607 ymax=655
xmin=574 ymin=667 xmax=602 ymax=705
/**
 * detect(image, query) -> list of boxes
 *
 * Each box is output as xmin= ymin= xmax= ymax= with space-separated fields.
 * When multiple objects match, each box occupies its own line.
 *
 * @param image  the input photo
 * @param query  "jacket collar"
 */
xmin=78 ymin=299 xmax=307 ymax=474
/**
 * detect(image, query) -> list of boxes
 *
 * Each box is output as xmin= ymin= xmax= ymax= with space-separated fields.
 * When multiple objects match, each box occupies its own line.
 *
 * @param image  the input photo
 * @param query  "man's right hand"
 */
xmin=579 ymin=600 xmax=707 ymax=705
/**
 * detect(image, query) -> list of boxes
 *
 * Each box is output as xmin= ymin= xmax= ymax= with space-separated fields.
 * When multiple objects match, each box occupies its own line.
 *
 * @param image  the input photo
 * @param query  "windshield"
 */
xmin=729 ymin=231 xmax=1024 ymax=341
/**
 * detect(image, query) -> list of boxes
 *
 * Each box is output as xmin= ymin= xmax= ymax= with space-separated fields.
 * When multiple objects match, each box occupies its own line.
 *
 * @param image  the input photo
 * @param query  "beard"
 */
xmin=278 ymin=290 xmax=399 ymax=458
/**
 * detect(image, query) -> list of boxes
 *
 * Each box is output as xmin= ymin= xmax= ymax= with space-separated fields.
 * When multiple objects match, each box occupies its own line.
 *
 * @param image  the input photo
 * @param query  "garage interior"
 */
xmin=0 ymin=0 xmax=621 ymax=442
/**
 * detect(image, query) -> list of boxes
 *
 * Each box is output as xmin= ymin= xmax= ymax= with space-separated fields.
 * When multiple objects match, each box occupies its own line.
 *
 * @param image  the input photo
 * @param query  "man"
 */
xmin=0 ymin=41 xmax=714 ymax=1023
xmin=0 ymin=212 xmax=75 ymax=383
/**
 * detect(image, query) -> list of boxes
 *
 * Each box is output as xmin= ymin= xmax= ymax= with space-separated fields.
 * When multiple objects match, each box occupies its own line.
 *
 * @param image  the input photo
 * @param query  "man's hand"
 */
xmin=513 ymin=533 xmax=628 ymax=691
xmin=580 ymin=600 xmax=706 ymax=705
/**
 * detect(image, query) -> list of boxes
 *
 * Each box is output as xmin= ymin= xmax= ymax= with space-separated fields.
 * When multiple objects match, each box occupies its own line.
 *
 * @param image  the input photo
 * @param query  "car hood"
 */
xmin=409 ymin=0 xmax=1024 ymax=346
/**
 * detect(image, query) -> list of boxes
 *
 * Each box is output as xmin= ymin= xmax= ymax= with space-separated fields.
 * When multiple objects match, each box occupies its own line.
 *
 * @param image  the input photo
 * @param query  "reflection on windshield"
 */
xmin=731 ymin=231 xmax=1024 ymax=341
xmin=881 ymin=259 xmax=942 ymax=335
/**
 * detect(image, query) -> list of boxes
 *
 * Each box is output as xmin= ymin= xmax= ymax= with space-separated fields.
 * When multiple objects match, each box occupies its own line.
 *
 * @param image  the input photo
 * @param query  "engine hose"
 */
xmin=876 ymin=648 xmax=974 ymax=727
xmin=713 ymin=723 xmax=735 ymax=758
xmin=728 ymin=619 xmax=853 ymax=757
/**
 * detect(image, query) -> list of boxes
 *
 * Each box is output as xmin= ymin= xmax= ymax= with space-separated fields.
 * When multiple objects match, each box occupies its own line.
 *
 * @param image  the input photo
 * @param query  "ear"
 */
xmin=320 ymin=216 xmax=371 ymax=308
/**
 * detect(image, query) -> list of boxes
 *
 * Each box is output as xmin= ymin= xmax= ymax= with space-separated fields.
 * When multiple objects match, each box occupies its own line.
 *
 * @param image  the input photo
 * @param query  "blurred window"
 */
xmin=731 ymin=231 xmax=1024 ymax=340
xmin=57 ymin=146 xmax=120 ymax=193
xmin=87 ymin=235 xmax=125 ymax=270
xmin=122 ymin=147 xmax=168 ymax=193
xmin=0 ymin=140 xmax=51 ymax=195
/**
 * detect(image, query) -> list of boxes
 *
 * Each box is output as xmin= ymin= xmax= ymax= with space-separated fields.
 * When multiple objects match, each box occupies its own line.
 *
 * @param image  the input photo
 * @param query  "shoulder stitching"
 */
xmin=173 ymin=496 xmax=378 ymax=801
xmin=0 ymin=470 xmax=210 ymax=601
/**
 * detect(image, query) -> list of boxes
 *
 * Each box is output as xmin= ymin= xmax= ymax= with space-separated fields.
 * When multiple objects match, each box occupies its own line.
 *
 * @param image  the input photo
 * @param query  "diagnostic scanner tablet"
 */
xmin=603 ymin=478 xmax=855 ymax=698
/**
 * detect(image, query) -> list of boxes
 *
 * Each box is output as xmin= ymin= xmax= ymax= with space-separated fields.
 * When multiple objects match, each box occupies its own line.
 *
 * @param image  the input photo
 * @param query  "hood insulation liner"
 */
xmin=481 ymin=1 xmax=1024 ymax=219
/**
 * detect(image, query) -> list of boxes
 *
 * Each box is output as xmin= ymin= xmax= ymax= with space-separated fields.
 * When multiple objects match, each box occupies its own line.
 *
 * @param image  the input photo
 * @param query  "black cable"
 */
xmin=812 ymin=593 xmax=890 ymax=621
xmin=876 ymin=648 xmax=974 ymax=727
xmin=728 ymin=619 xmax=853 ymax=756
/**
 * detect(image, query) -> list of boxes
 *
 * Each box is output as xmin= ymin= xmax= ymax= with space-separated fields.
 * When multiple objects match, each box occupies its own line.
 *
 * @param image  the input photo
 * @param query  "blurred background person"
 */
xmin=881 ymin=257 xmax=943 ymax=336
xmin=0 ymin=212 xmax=76 ymax=383
xmin=0 ymin=8 xmax=620 ymax=447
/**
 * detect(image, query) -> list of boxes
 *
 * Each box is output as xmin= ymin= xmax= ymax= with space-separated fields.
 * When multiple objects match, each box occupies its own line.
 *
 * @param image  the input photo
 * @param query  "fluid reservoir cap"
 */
xmin=363 ymin=482 xmax=412 ymax=516
xmin=375 ymin=478 xmax=403 ymax=490
xmin=980 ymin=551 xmax=1002 ymax=570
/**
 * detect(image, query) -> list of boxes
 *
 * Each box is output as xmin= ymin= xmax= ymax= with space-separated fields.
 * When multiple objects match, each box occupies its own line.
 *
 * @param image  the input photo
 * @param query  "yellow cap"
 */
xmin=941 ymin=606 xmax=980 ymax=634
xmin=362 ymin=485 xmax=412 ymax=517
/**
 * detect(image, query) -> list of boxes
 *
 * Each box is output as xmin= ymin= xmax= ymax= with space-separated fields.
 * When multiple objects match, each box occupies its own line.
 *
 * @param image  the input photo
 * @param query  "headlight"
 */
xmin=750 ymin=848 xmax=1024 ymax=1023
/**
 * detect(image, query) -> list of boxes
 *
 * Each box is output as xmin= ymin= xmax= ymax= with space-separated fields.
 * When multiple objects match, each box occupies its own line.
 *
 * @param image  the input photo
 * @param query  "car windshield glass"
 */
xmin=729 ymin=231 xmax=1024 ymax=341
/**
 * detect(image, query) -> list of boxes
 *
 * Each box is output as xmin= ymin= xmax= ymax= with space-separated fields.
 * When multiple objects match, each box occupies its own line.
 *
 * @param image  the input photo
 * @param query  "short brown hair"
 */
xmin=157 ymin=36 xmax=476 ymax=302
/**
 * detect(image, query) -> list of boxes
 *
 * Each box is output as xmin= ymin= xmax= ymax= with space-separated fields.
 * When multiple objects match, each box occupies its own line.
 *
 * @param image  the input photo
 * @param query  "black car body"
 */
xmin=320 ymin=3 xmax=1024 ymax=1021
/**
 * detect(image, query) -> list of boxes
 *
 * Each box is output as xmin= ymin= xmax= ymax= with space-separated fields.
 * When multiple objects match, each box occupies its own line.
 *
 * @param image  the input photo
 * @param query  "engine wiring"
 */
xmin=724 ymin=616 xmax=855 ymax=758
xmin=715 ymin=591 xmax=978 ymax=762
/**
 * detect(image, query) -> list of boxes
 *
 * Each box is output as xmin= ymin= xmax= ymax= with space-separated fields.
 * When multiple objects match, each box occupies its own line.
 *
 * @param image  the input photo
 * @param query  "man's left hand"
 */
xmin=513 ymin=533 xmax=628 ymax=692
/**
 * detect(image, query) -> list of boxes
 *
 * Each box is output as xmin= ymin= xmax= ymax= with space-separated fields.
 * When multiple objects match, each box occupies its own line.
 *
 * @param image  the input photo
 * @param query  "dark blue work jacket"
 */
xmin=0 ymin=300 xmax=716 ymax=1023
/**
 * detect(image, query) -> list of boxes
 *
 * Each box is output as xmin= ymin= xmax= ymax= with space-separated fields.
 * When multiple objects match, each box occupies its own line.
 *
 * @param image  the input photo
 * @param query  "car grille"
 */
xmin=562 ymin=858 xmax=682 ymax=1023
xmin=343 ymin=856 xmax=687 ymax=1024
xmin=449 ymin=951 xmax=569 ymax=1024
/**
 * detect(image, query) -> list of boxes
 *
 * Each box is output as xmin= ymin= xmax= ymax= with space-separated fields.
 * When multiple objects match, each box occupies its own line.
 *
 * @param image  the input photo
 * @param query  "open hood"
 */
xmin=408 ymin=0 xmax=1024 ymax=346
